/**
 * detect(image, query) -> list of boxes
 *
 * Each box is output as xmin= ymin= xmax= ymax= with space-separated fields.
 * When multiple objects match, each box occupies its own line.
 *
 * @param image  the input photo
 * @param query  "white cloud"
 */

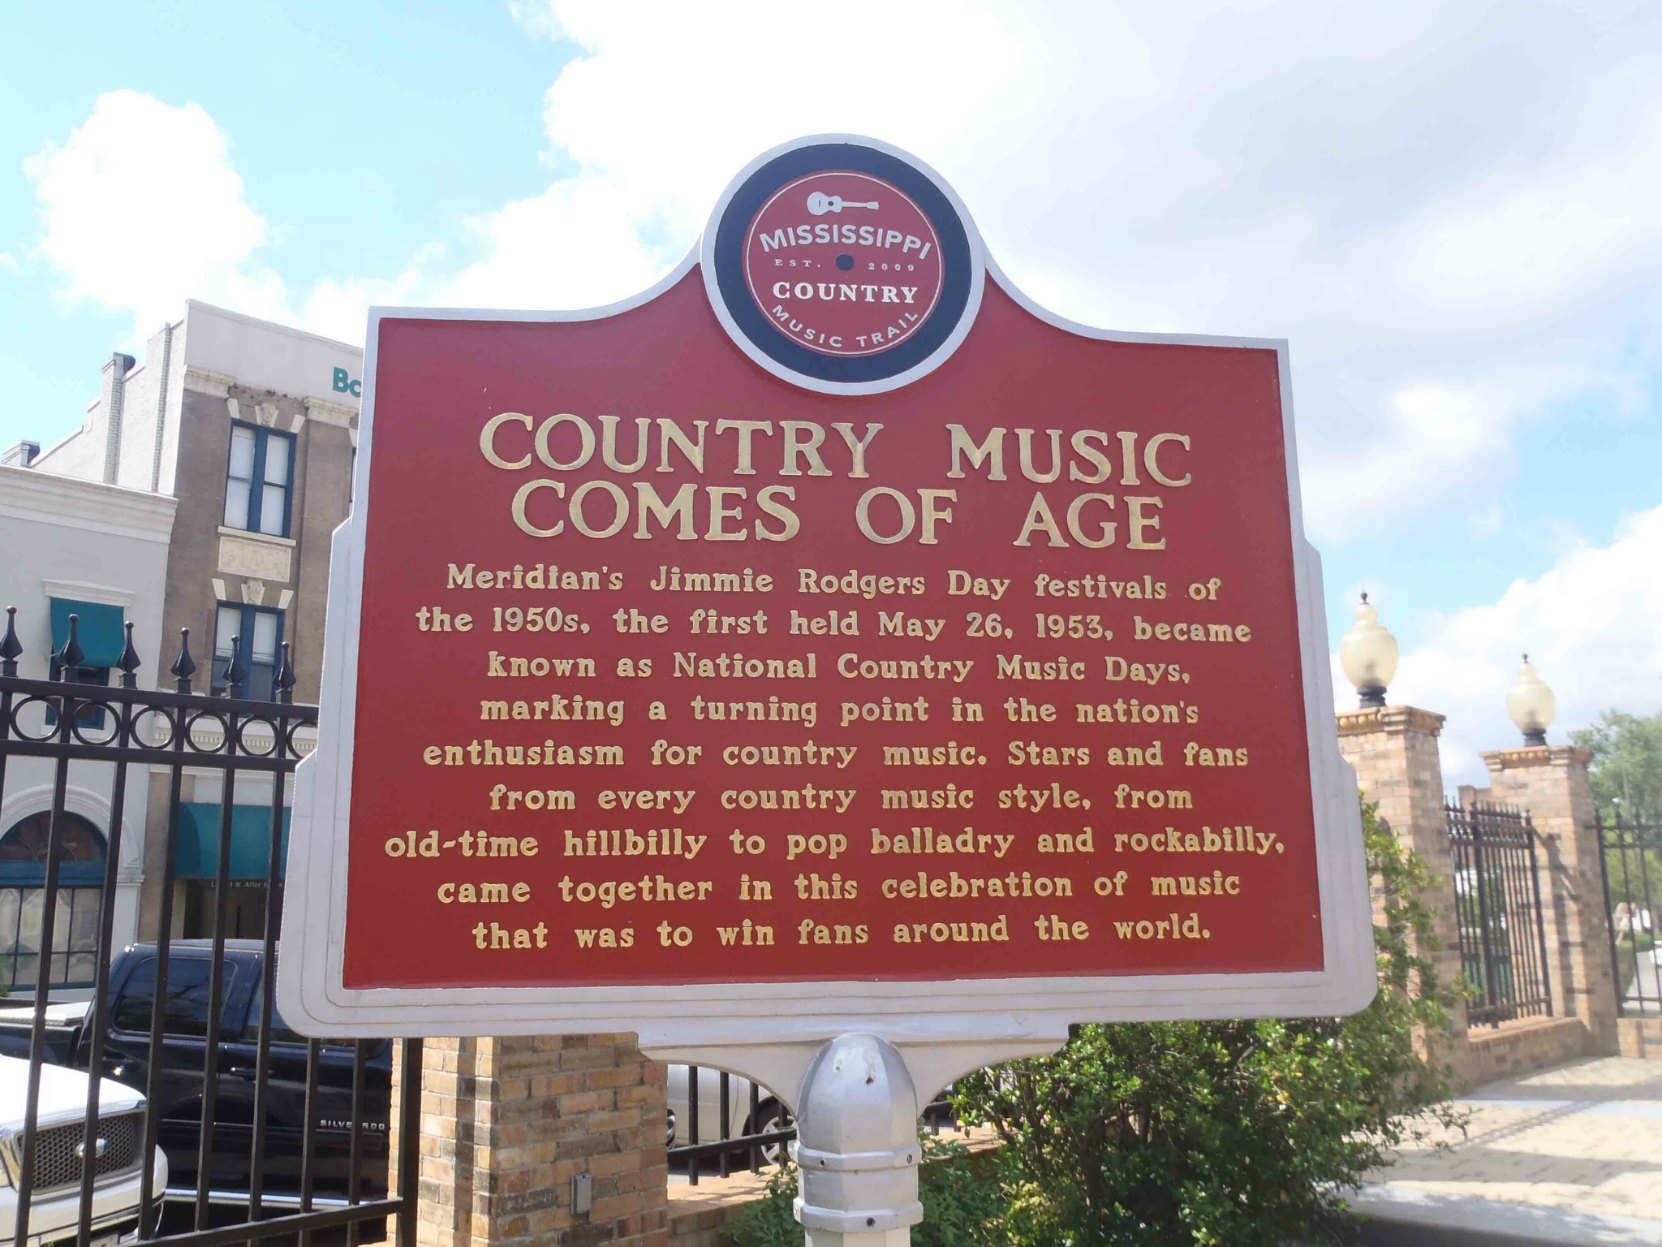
xmin=448 ymin=0 xmax=1036 ymax=312
xmin=1369 ymin=505 xmax=1662 ymax=785
xmin=476 ymin=0 xmax=1662 ymax=541
xmin=298 ymin=243 xmax=445 ymax=345
xmin=16 ymin=8 xmax=1661 ymax=804
xmin=19 ymin=6 xmax=1662 ymax=550
xmin=21 ymin=90 xmax=288 ymax=332
xmin=436 ymin=178 xmax=677 ymax=312
xmin=1387 ymin=108 xmax=1662 ymax=323
xmin=1301 ymin=383 xmax=1517 ymax=541
xmin=1467 ymin=501 xmax=1507 ymax=539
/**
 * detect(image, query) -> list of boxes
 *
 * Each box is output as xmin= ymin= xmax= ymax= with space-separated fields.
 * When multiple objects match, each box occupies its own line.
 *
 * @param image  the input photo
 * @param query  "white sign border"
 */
xmin=277 ymin=159 xmax=1375 ymax=1046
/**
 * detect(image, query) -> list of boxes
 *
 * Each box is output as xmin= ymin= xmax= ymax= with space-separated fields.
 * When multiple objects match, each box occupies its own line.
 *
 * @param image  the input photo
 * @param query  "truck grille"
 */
xmin=14 ymin=1113 xmax=142 ymax=1192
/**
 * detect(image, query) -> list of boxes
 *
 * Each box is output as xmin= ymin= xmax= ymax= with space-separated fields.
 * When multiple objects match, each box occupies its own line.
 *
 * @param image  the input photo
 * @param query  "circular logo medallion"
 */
xmin=742 ymin=170 xmax=946 ymax=359
xmin=704 ymin=137 xmax=983 ymax=394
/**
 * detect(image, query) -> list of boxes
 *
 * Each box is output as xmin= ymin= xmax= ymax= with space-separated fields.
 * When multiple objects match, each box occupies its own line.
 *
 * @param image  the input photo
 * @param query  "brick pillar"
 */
xmin=389 ymin=1042 xmax=406 ymax=1240
xmin=1482 ymin=746 xmax=1619 ymax=1054
xmin=1337 ymin=706 xmax=1467 ymax=1040
xmin=411 ymin=1035 xmax=668 ymax=1247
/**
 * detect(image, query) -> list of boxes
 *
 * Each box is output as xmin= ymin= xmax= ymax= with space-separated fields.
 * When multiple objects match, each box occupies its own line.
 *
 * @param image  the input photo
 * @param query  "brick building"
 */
xmin=17 ymin=300 xmax=362 ymax=940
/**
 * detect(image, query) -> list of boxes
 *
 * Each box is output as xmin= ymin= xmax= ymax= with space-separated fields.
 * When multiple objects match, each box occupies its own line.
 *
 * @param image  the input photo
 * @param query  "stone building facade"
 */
xmin=21 ymin=300 xmax=362 ymax=940
xmin=0 ymin=465 xmax=174 ymax=992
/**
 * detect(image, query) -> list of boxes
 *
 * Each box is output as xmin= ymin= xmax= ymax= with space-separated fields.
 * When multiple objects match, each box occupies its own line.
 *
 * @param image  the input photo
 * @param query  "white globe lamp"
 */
xmin=1339 ymin=593 xmax=1399 ymax=709
xmin=1507 ymin=653 xmax=1556 ymax=746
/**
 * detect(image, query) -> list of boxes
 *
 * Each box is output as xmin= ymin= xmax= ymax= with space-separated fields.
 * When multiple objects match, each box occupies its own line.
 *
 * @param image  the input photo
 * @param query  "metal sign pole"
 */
xmin=794 ymin=1035 xmax=923 ymax=1247
xmin=645 ymin=1034 xmax=1062 ymax=1247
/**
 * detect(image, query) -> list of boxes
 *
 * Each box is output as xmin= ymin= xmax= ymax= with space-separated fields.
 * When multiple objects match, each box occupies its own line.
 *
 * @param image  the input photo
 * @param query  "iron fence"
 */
xmin=1597 ymin=813 xmax=1662 ymax=1018
xmin=669 ymin=1065 xmax=959 ymax=1186
xmin=0 ymin=608 xmax=419 ymax=1247
xmin=1444 ymin=800 xmax=1553 ymax=1028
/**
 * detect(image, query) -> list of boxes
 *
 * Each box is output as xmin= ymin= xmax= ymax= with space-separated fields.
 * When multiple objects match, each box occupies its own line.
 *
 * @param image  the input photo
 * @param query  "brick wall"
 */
xmin=411 ymin=1035 xmax=669 ymax=1247
xmin=1448 ymin=1016 xmax=1593 ymax=1086
xmin=1619 ymin=1017 xmax=1662 ymax=1061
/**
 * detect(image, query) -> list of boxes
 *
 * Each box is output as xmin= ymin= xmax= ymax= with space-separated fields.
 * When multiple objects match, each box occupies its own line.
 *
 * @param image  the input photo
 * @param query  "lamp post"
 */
xmin=1339 ymin=593 xmax=1399 ymax=709
xmin=1507 ymin=653 xmax=1556 ymax=746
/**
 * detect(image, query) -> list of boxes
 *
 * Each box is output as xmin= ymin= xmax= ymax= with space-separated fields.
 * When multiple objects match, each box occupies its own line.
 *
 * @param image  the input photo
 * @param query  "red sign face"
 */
xmin=337 ymin=267 xmax=1326 ymax=991
xmin=743 ymin=170 xmax=945 ymax=358
xmin=279 ymin=136 xmax=1373 ymax=1042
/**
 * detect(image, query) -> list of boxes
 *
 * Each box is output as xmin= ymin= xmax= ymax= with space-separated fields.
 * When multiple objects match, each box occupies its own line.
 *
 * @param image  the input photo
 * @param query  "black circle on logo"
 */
xmin=709 ymin=141 xmax=977 ymax=388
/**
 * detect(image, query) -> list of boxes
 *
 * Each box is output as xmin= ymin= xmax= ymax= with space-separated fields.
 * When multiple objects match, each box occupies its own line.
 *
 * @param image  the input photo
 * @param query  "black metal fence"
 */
xmin=1597 ymin=813 xmax=1662 ymax=1018
xmin=0 ymin=608 xmax=419 ymax=1247
xmin=1444 ymin=800 xmax=1553 ymax=1028
xmin=670 ymin=1065 xmax=958 ymax=1186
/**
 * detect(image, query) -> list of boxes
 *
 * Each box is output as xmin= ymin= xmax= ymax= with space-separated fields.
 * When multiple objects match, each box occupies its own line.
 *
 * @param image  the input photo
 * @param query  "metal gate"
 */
xmin=1598 ymin=813 xmax=1662 ymax=1017
xmin=0 ymin=609 xmax=419 ymax=1247
xmin=1444 ymin=800 xmax=1553 ymax=1027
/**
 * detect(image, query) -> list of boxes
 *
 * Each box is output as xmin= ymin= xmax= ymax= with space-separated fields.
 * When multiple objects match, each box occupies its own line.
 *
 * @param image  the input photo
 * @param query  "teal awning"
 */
xmin=175 ymin=803 xmax=290 ymax=880
xmin=49 ymin=598 xmax=125 ymax=668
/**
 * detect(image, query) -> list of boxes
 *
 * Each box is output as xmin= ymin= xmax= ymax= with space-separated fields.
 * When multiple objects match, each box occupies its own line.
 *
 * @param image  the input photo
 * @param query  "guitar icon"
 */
xmin=807 ymin=191 xmax=880 ymax=216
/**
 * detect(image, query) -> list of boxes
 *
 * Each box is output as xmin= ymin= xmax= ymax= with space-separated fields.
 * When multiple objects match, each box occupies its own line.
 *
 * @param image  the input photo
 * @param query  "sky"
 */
xmin=2 ymin=0 xmax=1659 ymax=783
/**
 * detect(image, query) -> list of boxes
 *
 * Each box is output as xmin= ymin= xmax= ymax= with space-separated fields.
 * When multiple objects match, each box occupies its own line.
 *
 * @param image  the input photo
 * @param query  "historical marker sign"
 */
xmin=278 ymin=136 xmax=1373 ymax=1044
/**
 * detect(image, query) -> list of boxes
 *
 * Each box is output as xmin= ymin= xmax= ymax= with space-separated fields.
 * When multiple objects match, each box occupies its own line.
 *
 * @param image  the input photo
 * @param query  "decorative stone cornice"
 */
xmin=39 ymin=578 xmax=134 ymax=608
xmin=0 ymin=465 xmax=176 ymax=542
xmin=303 ymin=396 xmax=357 ymax=428
xmin=216 ymin=524 xmax=295 ymax=550
xmin=1335 ymin=705 xmax=1445 ymax=738
xmin=183 ymin=367 xmax=235 ymax=397
xmin=1481 ymin=745 xmax=1592 ymax=772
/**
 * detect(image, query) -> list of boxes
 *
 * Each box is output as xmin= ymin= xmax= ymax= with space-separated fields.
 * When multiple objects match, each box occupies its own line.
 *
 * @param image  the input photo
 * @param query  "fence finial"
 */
xmin=57 ymin=612 xmax=85 ymax=670
xmin=118 ymin=621 xmax=141 ymax=688
xmin=275 ymin=642 xmax=297 ymax=703
xmin=0 ymin=606 xmax=20 ymax=676
xmin=171 ymin=627 xmax=197 ymax=692
xmin=224 ymin=633 xmax=248 ymax=698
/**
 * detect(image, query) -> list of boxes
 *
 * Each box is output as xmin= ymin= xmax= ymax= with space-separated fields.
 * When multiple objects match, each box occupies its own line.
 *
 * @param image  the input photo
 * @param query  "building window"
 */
xmin=44 ymin=597 xmax=124 ymax=730
xmin=224 ymin=422 xmax=294 ymax=537
xmin=214 ymin=603 xmax=283 ymax=698
xmin=0 ymin=812 xmax=107 ymax=991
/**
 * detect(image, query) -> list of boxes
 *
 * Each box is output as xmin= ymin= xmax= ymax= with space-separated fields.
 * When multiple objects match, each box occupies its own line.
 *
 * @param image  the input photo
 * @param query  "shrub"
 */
xmin=729 ymin=803 xmax=1459 ymax=1245
xmin=954 ymin=801 xmax=1463 ymax=1246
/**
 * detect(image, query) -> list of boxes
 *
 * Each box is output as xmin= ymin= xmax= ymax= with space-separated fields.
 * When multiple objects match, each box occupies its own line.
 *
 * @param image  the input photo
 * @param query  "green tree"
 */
xmin=954 ymin=803 xmax=1463 ymax=1247
xmin=1571 ymin=709 xmax=1662 ymax=823
xmin=1576 ymin=710 xmax=1662 ymax=924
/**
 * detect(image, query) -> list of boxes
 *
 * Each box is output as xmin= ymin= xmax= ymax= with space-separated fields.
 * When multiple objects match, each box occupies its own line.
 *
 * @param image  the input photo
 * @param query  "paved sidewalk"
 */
xmin=1354 ymin=1056 xmax=1662 ymax=1245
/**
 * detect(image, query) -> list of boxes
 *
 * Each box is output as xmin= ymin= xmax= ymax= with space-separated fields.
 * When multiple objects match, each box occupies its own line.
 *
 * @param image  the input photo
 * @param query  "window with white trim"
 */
xmin=214 ymin=602 xmax=284 ymax=698
xmin=224 ymin=422 xmax=294 ymax=537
